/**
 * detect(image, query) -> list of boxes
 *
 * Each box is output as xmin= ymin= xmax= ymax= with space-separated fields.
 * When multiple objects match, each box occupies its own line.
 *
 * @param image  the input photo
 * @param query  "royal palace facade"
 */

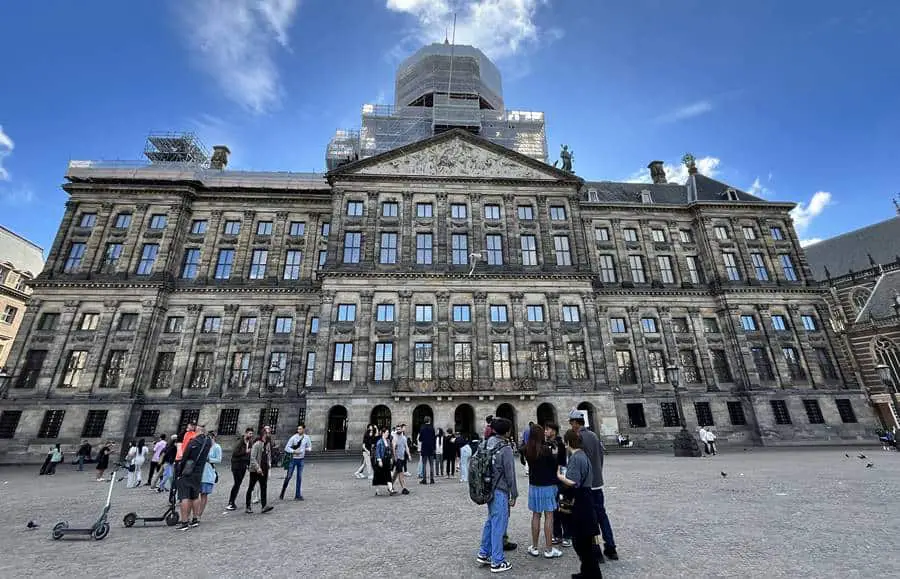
xmin=0 ymin=129 xmax=877 ymax=459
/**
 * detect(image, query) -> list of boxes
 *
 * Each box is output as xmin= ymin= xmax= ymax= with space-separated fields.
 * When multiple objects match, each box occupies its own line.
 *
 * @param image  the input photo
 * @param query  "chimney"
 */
xmin=648 ymin=161 xmax=667 ymax=184
xmin=210 ymin=145 xmax=230 ymax=170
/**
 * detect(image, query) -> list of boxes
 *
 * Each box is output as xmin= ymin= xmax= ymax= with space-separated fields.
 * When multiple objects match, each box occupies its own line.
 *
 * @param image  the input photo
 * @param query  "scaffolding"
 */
xmin=143 ymin=132 xmax=210 ymax=165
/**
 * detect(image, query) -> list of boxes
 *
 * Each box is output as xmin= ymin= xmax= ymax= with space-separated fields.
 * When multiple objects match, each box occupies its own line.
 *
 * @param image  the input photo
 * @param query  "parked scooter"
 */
xmin=51 ymin=463 xmax=124 ymax=540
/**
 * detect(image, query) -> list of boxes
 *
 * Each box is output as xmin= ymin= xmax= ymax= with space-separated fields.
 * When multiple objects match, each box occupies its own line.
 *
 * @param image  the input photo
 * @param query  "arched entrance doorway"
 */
xmin=577 ymin=401 xmax=596 ymax=431
xmin=536 ymin=402 xmax=557 ymax=427
xmin=454 ymin=404 xmax=475 ymax=438
xmin=325 ymin=405 xmax=348 ymax=450
xmin=412 ymin=404 xmax=434 ymax=444
xmin=370 ymin=405 xmax=391 ymax=431
xmin=496 ymin=403 xmax=517 ymax=443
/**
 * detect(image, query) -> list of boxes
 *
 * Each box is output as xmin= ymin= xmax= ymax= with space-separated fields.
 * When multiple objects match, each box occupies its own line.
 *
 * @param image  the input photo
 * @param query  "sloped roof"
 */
xmin=858 ymin=270 xmax=900 ymax=320
xmin=804 ymin=216 xmax=900 ymax=280
xmin=580 ymin=174 xmax=769 ymax=205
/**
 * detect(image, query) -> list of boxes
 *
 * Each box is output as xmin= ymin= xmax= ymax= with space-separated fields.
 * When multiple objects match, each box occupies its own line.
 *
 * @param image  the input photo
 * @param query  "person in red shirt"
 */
xmin=176 ymin=423 xmax=197 ymax=462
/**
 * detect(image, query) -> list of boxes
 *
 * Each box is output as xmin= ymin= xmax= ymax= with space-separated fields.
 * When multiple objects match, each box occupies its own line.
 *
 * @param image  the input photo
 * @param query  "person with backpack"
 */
xmin=373 ymin=427 xmax=396 ymax=496
xmin=474 ymin=417 xmax=518 ymax=574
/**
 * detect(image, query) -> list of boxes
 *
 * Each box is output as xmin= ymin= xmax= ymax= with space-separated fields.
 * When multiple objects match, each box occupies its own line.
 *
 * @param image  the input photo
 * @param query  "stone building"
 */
xmin=0 ymin=225 xmax=44 ymax=368
xmin=804 ymin=212 xmax=900 ymax=429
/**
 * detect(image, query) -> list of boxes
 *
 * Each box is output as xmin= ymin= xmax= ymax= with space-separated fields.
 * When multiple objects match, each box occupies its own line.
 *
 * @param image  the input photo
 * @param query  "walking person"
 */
xmin=698 ymin=426 xmax=711 ymax=455
xmin=196 ymin=431 xmax=222 ymax=524
xmin=127 ymin=439 xmax=148 ymax=488
xmin=706 ymin=428 xmax=718 ymax=455
xmin=354 ymin=425 xmax=375 ymax=479
xmin=458 ymin=432 xmax=472 ymax=483
xmin=280 ymin=424 xmax=312 ymax=501
xmin=95 ymin=442 xmax=113 ymax=482
xmin=147 ymin=434 xmax=167 ymax=485
xmin=443 ymin=429 xmax=457 ymax=478
xmin=227 ymin=428 xmax=254 ymax=510
xmin=558 ymin=429 xmax=603 ymax=578
xmin=157 ymin=435 xmax=178 ymax=492
xmin=435 ymin=428 xmax=445 ymax=477
xmin=475 ymin=417 xmax=517 ymax=574
xmin=373 ymin=427 xmax=396 ymax=496
xmin=545 ymin=422 xmax=570 ymax=547
xmin=418 ymin=417 xmax=437 ymax=484
xmin=175 ymin=425 xmax=212 ymax=531
xmin=246 ymin=430 xmax=274 ymax=514
xmin=75 ymin=440 xmax=92 ymax=472
xmin=47 ymin=444 xmax=63 ymax=475
xmin=392 ymin=424 xmax=411 ymax=494
xmin=522 ymin=424 xmax=562 ymax=559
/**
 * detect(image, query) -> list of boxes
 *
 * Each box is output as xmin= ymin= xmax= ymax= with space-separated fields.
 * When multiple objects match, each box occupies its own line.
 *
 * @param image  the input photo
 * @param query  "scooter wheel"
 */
xmin=92 ymin=522 xmax=110 ymax=541
xmin=123 ymin=513 xmax=137 ymax=528
xmin=52 ymin=522 xmax=67 ymax=540
xmin=165 ymin=511 xmax=179 ymax=527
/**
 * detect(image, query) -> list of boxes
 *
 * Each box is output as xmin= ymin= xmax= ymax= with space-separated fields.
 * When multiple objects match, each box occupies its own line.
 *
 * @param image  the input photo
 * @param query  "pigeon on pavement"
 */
xmin=858 ymin=454 xmax=867 ymax=459
xmin=866 ymin=463 xmax=874 ymax=468
xmin=26 ymin=521 xmax=39 ymax=530
xmin=720 ymin=471 xmax=727 ymax=478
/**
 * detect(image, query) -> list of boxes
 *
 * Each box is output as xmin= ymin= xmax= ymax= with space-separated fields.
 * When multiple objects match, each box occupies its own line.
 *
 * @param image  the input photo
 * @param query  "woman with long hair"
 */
xmin=127 ymin=439 xmax=148 ymax=488
xmin=522 ymin=424 xmax=562 ymax=559
xmin=435 ymin=428 xmax=444 ymax=477
xmin=246 ymin=430 xmax=274 ymax=514
xmin=355 ymin=425 xmax=375 ymax=479
xmin=372 ymin=427 xmax=396 ymax=496
xmin=558 ymin=429 xmax=602 ymax=578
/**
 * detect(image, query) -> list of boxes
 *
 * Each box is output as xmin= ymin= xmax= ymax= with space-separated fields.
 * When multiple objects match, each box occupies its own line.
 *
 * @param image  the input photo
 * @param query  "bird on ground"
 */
xmin=845 ymin=453 xmax=850 ymax=458
xmin=26 ymin=521 xmax=39 ymax=530
xmin=866 ymin=463 xmax=874 ymax=468
xmin=720 ymin=471 xmax=727 ymax=478
xmin=858 ymin=454 xmax=867 ymax=459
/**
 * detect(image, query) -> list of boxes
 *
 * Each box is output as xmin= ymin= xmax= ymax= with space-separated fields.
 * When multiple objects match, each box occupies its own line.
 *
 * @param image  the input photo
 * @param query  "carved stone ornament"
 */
xmin=33 ymin=335 xmax=55 ymax=343
xmin=224 ymin=304 xmax=240 ymax=314
xmin=490 ymin=325 xmax=511 ymax=335
xmin=398 ymin=290 xmax=413 ymax=300
xmin=435 ymin=291 xmax=451 ymax=302
xmin=354 ymin=135 xmax=557 ymax=180
xmin=187 ymin=304 xmax=203 ymax=312
xmin=260 ymin=304 xmax=275 ymax=313
xmin=473 ymin=292 xmax=488 ymax=303
xmin=159 ymin=336 xmax=181 ymax=346
xmin=509 ymin=292 xmax=524 ymax=302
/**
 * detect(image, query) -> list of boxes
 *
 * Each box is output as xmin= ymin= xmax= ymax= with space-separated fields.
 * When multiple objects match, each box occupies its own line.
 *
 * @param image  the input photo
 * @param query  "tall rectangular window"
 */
xmin=742 ymin=226 xmax=756 ymax=240
xmin=595 ymin=227 xmax=610 ymax=241
xmin=711 ymin=349 xmax=732 ymax=382
xmin=629 ymin=255 xmax=645 ymax=283
xmin=343 ymin=232 xmax=361 ymax=263
xmin=671 ymin=318 xmax=689 ymax=333
xmin=100 ymin=350 xmax=127 ymax=388
xmin=454 ymin=343 xmax=472 ymax=379
xmin=492 ymin=343 xmax=511 ymax=379
xmin=416 ymin=233 xmax=433 ymax=265
xmin=248 ymin=249 xmax=268 ymax=279
xmin=283 ymin=250 xmax=302 ymax=280
xmin=752 ymin=347 xmax=775 ymax=380
xmin=332 ymin=343 xmax=353 ymax=381
xmin=181 ymin=249 xmax=201 ymax=279
xmin=695 ymin=402 xmax=714 ymax=426
xmin=380 ymin=233 xmax=398 ymax=264
xmin=714 ymin=226 xmax=729 ymax=240
xmin=815 ymin=348 xmax=838 ymax=379
xmin=199 ymin=316 xmax=220 ymax=333
xmin=415 ymin=342 xmax=433 ymax=380
xmin=267 ymin=352 xmax=287 ymax=389
xmin=517 ymin=206 xmax=534 ymax=220
xmin=727 ymin=401 xmax=747 ymax=425
xmin=190 ymin=352 xmax=214 ymax=388
xmin=416 ymin=203 xmax=433 ymax=218
xmin=779 ymin=255 xmax=798 ymax=281
xmin=64 ymin=242 xmax=86 ymax=273
xmin=218 ymin=409 xmax=241 ymax=435
xmin=1 ymin=305 xmax=17 ymax=325
xmin=641 ymin=318 xmax=658 ymax=333
xmin=686 ymin=256 xmax=702 ymax=284
xmin=38 ymin=410 xmax=66 ymax=439
xmin=17 ymin=350 xmax=48 ymax=389
xmin=526 ymin=305 xmax=544 ymax=322
xmin=550 ymin=206 xmax=567 ymax=220
xmin=415 ymin=304 xmax=433 ymax=322
xmin=772 ymin=315 xmax=788 ymax=331
xmin=740 ymin=315 xmax=758 ymax=331
xmin=117 ymin=313 xmax=138 ymax=331
xmin=453 ymin=305 xmax=471 ymax=322
xmin=376 ymin=304 xmax=395 ymax=322
xmin=616 ymin=351 xmax=636 ymax=384
xmin=256 ymin=221 xmax=273 ymax=235
xmin=114 ymin=213 xmax=132 ymax=229
xmin=679 ymin=230 xmax=694 ymax=243
xmin=562 ymin=305 xmax=580 ymax=323
xmin=346 ymin=200 xmax=364 ymax=216
xmin=274 ymin=316 xmax=293 ymax=333
xmin=627 ymin=404 xmax=647 ymax=428
xmin=149 ymin=214 xmax=167 ymax=229
xmin=190 ymin=219 xmax=208 ymax=234
xmin=337 ymin=304 xmax=357 ymax=322
xmin=803 ymin=399 xmax=825 ymax=424
xmin=651 ymin=229 xmax=666 ymax=242
xmin=484 ymin=204 xmax=501 ymax=220
xmin=489 ymin=305 xmax=508 ymax=323
xmin=289 ymin=221 xmax=306 ymax=236
xmin=486 ymin=234 xmax=503 ymax=265
xmin=599 ymin=255 xmax=616 ymax=283
xmin=451 ymin=234 xmax=468 ymax=265
xmin=223 ymin=220 xmax=241 ymax=235
xmin=703 ymin=318 xmax=720 ymax=333
xmin=835 ymin=399 xmax=857 ymax=423
xmin=770 ymin=400 xmax=792 ymax=425
xmin=648 ymin=351 xmax=666 ymax=383
xmin=237 ymin=317 xmax=256 ymax=333
xmin=609 ymin=318 xmax=626 ymax=333
xmin=750 ymin=253 xmax=769 ymax=281
xmin=80 ymin=313 xmax=99 ymax=331
xmin=80 ymin=410 xmax=108 ymax=438
xmin=102 ymin=243 xmax=123 ymax=270
xmin=136 ymin=244 xmax=159 ymax=275
xmin=309 ymin=317 xmax=319 ymax=334
xmin=37 ymin=313 xmax=60 ymax=331
xmin=680 ymin=350 xmax=701 ymax=383
xmin=623 ymin=228 xmax=638 ymax=242
xmin=304 ymin=352 xmax=316 ymax=387
xmin=374 ymin=342 xmax=394 ymax=381
xmin=660 ymin=402 xmax=680 ymax=427
xmin=658 ymin=256 xmax=675 ymax=284
xmin=150 ymin=352 xmax=175 ymax=389
xmin=520 ymin=235 xmax=538 ymax=266
xmin=451 ymin=204 xmax=467 ymax=219
xmin=321 ymin=222 xmax=331 ymax=237
xmin=567 ymin=342 xmax=588 ymax=380
xmin=554 ymin=236 xmax=572 ymax=266
xmin=215 ymin=249 xmax=234 ymax=279
xmin=782 ymin=346 xmax=806 ymax=380
xmin=230 ymin=352 xmax=252 ymax=388
xmin=723 ymin=253 xmax=741 ymax=281
xmin=382 ymin=202 xmax=398 ymax=217
xmin=770 ymin=226 xmax=784 ymax=240
xmin=60 ymin=350 xmax=88 ymax=388
xmin=318 ymin=250 xmax=327 ymax=269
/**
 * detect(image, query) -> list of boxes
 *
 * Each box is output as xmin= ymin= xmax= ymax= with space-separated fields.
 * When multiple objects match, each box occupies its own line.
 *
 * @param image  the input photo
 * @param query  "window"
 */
xmin=835 ymin=399 xmax=857 ymax=423
xmin=82 ymin=410 xmax=108 ymax=437
xmin=304 ymin=352 xmax=316 ymax=387
xmin=530 ymin=342 xmax=549 ymax=380
xmin=486 ymin=234 xmax=503 ymax=265
xmin=201 ymin=316 xmax=222 ymax=333
xmin=134 ymin=410 xmax=160 ymax=438
xmin=454 ymin=343 xmax=472 ymax=379
xmin=554 ymin=236 xmax=572 ymax=266
xmin=714 ymin=226 xmax=729 ymax=240
xmin=61 ymin=351 xmax=88 ymax=388
xmin=703 ymin=318 xmax=720 ymax=333
xmin=321 ymin=222 xmax=331 ymax=237
xmin=671 ymin=318 xmax=689 ymax=333
xmin=283 ymin=250 xmax=302 ymax=280
xmin=1 ymin=305 xmax=17 ymax=325
xmin=267 ymin=352 xmax=287 ymax=389
xmin=616 ymin=351 xmax=636 ymax=384
xmin=453 ymin=305 xmax=471 ymax=322
xmin=149 ymin=214 xmax=167 ymax=229
xmin=562 ymin=305 xmax=580 ymax=323
xmin=376 ymin=304 xmax=395 ymax=322
xmin=163 ymin=315 xmax=182 ymax=332
xmin=728 ymin=400 xmax=747 ymax=426
xmin=181 ymin=249 xmax=201 ymax=279
xmin=816 ymin=348 xmax=838 ymax=379
xmin=136 ymin=244 xmax=159 ymax=275
xmin=595 ymin=227 xmax=610 ymax=241
xmin=484 ymin=204 xmax=501 ymax=220
xmin=526 ymin=305 xmax=544 ymax=322
xmin=492 ymin=343 xmax=511 ymax=379
xmin=610 ymin=318 xmax=627 ymax=333
xmin=101 ymin=243 xmax=123 ymax=270
xmin=680 ymin=350 xmax=700 ymax=383
xmin=380 ymin=233 xmax=398 ymax=264
xmin=79 ymin=212 xmax=97 ymax=228
xmin=382 ymin=202 xmax=398 ymax=217
xmin=517 ymin=206 xmax=534 ymax=220
xmin=651 ymin=229 xmax=666 ymax=243
xmin=740 ymin=315 xmax=757 ymax=331
xmin=346 ymin=200 xmax=364 ymax=216
xmin=770 ymin=400 xmax=792 ymax=425
xmin=318 ymin=250 xmax=327 ymax=269
xmin=567 ymin=342 xmax=588 ymax=380
xmin=100 ymin=350 xmax=127 ymax=388
xmin=451 ymin=204 xmax=467 ymax=219
xmin=218 ymin=409 xmax=241 ymax=436
xmin=190 ymin=219 xmax=207 ymax=234
xmin=803 ymin=399 xmax=825 ymax=424
xmin=599 ymin=255 xmax=616 ymax=283
xmin=309 ymin=317 xmax=319 ymax=334
xmin=629 ymin=255 xmax=646 ymax=283
xmin=258 ymin=408 xmax=279 ymax=434
xmin=150 ymin=352 xmax=175 ymax=389
xmin=332 ymin=343 xmax=353 ymax=381
xmin=274 ymin=316 xmax=293 ymax=333
xmin=782 ymin=347 xmax=806 ymax=380
xmin=37 ymin=313 xmax=59 ymax=331
xmin=641 ymin=318 xmax=658 ymax=333
xmin=520 ymin=235 xmax=538 ymax=266
xmin=38 ymin=410 xmax=65 ymax=438
xmin=337 ymin=304 xmax=357 ymax=322
xmin=256 ymin=221 xmax=273 ymax=235
xmin=679 ymin=230 xmax=694 ymax=243
xmin=249 ymin=249 xmax=268 ymax=279
xmin=723 ymin=253 xmax=741 ymax=281
xmin=660 ymin=402 xmax=680 ymax=427
xmin=64 ymin=242 xmax=86 ymax=273
xmin=238 ymin=316 xmax=257 ymax=333
xmin=374 ymin=342 xmax=394 ymax=381
xmin=415 ymin=304 xmax=433 ymax=323
xmin=215 ymin=249 xmax=235 ymax=279
xmin=711 ymin=349 xmax=732 ymax=382
xmin=752 ymin=347 xmax=775 ymax=380
xmin=415 ymin=342 xmax=433 ymax=380
xmin=772 ymin=315 xmax=788 ymax=331
xmin=685 ymin=256 xmax=702 ymax=284
xmin=550 ymin=206 xmax=567 ymax=220
xmin=648 ymin=351 xmax=666 ymax=383
xmin=343 ymin=232 xmax=361 ymax=263
xmin=416 ymin=203 xmax=433 ymax=218
xmin=626 ymin=404 xmax=647 ymax=428
xmin=451 ymin=234 xmax=468 ymax=265
xmin=658 ymin=256 xmax=675 ymax=284
xmin=114 ymin=213 xmax=132 ymax=229
xmin=489 ymin=305 xmax=508 ymax=323
xmin=224 ymin=220 xmax=241 ymax=235
xmin=640 ymin=190 xmax=654 ymax=204
xmin=118 ymin=313 xmax=138 ymax=331
xmin=623 ymin=228 xmax=638 ymax=242
xmin=16 ymin=350 xmax=46 ymax=389
xmin=742 ymin=226 xmax=756 ymax=240
xmin=770 ymin=226 xmax=784 ymax=240
xmin=79 ymin=313 xmax=100 ymax=331
xmin=749 ymin=253 xmax=768 ymax=281
xmin=230 ymin=352 xmax=251 ymax=388
xmin=289 ymin=221 xmax=305 ymax=236
xmin=416 ymin=233 xmax=433 ymax=265
xmin=189 ymin=353 xmax=213 ymax=389
xmin=780 ymin=255 xmax=798 ymax=281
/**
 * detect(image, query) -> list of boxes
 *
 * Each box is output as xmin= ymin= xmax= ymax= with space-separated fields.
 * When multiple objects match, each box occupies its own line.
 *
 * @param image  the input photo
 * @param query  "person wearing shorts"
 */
xmin=391 ymin=426 xmax=411 ymax=495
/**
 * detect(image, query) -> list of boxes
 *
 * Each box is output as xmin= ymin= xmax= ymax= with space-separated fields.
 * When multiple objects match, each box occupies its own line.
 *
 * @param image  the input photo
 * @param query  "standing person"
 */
xmin=246 ymin=430 xmax=274 ymax=514
xmin=558 ymin=429 xmax=602 ymax=578
xmin=280 ymin=424 xmax=312 ymax=501
xmin=373 ymin=427 xmax=396 ymax=496
xmin=444 ymin=429 xmax=458 ymax=478
xmin=47 ymin=444 xmax=63 ymax=475
xmin=458 ymin=432 xmax=472 ymax=483
xmin=75 ymin=440 xmax=92 ymax=472
xmin=475 ymin=417 xmax=518 ymax=574
xmin=95 ymin=442 xmax=113 ymax=482
xmin=522 ymin=425 xmax=562 ymax=559
xmin=568 ymin=409 xmax=618 ymax=562
xmin=176 ymin=422 xmax=197 ymax=462
xmin=157 ymin=435 xmax=178 ymax=492
xmin=127 ymin=439 xmax=148 ymax=488
xmin=147 ymin=434 xmax=167 ymax=486
xmin=706 ymin=428 xmax=718 ymax=455
xmin=418 ymin=416 xmax=437 ymax=484
xmin=435 ymin=428 xmax=444 ymax=477
xmin=226 ymin=427 xmax=254 ymax=510
xmin=545 ymin=422 xmax=570 ymax=547
xmin=197 ymin=431 xmax=222 ymax=524
xmin=391 ymin=424 xmax=411 ymax=495
xmin=698 ymin=426 xmax=710 ymax=455
xmin=175 ymin=425 xmax=212 ymax=531
xmin=354 ymin=425 xmax=375 ymax=479
xmin=483 ymin=415 xmax=495 ymax=439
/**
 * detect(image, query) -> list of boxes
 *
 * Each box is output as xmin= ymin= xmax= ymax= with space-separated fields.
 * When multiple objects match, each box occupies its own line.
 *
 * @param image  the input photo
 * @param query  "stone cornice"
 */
xmin=330 ymin=173 xmax=579 ymax=188
xmin=319 ymin=271 xmax=595 ymax=282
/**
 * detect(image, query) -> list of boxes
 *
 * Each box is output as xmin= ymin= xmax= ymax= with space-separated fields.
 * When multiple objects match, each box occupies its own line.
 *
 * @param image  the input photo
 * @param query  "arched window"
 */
xmin=873 ymin=337 xmax=900 ymax=386
xmin=851 ymin=287 xmax=872 ymax=313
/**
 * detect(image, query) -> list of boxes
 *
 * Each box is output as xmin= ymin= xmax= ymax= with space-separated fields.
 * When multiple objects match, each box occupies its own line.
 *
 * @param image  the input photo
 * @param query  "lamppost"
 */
xmin=666 ymin=362 xmax=702 ymax=457
xmin=875 ymin=363 xmax=900 ymax=429
xmin=0 ymin=367 xmax=9 ymax=399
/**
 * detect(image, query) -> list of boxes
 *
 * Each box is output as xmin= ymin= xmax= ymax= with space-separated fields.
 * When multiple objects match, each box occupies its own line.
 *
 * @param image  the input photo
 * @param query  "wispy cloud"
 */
xmin=791 ymin=191 xmax=832 ymax=235
xmin=655 ymin=100 xmax=713 ymax=124
xmin=799 ymin=238 xmax=823 ymax=247
xmin=0 ymin=125 xmax=14 ymax=181
xmin=747 ymin=175 xmax=774 ymax=198
xmin=175 ymin=0 xmax=301 ymax=113
xmin=627 ymin=156 xmax=722 ymax=185
xmin=0 ymin=186 xmax=35 ymax=206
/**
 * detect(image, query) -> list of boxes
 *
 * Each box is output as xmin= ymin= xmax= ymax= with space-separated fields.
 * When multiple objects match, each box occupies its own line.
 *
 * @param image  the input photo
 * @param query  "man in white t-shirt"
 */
xmin=280 ymin=425 xmax=312 ymax=501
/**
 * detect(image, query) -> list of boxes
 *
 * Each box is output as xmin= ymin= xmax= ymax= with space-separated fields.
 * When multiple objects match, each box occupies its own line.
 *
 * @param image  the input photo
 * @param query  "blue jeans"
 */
xmin=478 ymin=490 xmax=510 ymax=565
xmin=592 ymin=488 xmax=616 ymax=550
xmin=282 ymin=458 xmax=305 ymax=498
xmin=76 ymin=455 xmax=85 ymax=471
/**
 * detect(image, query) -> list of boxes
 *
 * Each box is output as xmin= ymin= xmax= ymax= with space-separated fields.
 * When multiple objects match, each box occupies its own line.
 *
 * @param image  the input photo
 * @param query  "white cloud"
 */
xmin=627 ymin=156 xmax=721 ymax=185
xmin=799 ymin=238 xmax=823 ymax=247
xmin=386 ymin=0 xmax=554 ymax=61
xmin=0 ymin=186 xmax=34 ymax=206
xmin=176 ymin=0 xmax=301 ymax=113
xmin=747 ymin=176 xmax=773 ymax=197
xmin=790 ymin=191 xmax=832 ymax=234
xmin=655 ymin=100 xmax=713 ymax=124
xmin=0 ymin=125 xmax=13 ymax=181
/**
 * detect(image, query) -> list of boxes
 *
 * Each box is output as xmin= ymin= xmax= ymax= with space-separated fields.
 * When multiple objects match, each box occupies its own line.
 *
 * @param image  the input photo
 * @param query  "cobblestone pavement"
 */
xmin=1 ymin=448 xmax=898 ymax=578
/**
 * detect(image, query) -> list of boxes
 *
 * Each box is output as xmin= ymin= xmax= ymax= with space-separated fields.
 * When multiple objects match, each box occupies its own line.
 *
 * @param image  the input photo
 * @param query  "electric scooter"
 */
xmin=52 ymin=463 xmax=123 ymax=540
xmin=122 ymin=484 xmax=179 ymax=527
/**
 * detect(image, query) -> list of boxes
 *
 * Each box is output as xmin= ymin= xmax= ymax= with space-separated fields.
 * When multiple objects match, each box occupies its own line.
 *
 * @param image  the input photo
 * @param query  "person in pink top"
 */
xmin=147 ymin=433 xmax=167 ymax=486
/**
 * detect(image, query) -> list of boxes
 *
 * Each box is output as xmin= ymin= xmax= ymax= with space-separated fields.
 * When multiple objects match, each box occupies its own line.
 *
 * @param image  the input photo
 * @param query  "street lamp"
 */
xmin=666 ymin=361 xmax=701 ymax=458
xmin=875 ymin=363 xmax=900 ymax=429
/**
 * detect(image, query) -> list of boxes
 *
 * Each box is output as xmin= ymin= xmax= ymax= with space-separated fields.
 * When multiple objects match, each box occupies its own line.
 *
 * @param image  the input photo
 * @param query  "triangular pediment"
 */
xmin=330 ymin=129 xmax=574 ymax=182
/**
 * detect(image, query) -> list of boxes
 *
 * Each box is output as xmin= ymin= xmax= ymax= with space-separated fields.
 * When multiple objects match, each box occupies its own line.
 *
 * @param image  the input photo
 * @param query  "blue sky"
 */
xmin=2 ymin=0 xmax=899 ymax=253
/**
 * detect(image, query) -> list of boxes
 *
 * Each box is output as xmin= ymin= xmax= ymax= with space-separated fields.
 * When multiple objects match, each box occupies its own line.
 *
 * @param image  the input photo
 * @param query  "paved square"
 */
xmin=1 ymin=448 xmax=897 ymax=578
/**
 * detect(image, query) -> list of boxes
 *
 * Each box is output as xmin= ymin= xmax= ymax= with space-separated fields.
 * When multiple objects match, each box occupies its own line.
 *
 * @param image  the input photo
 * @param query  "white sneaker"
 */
xmin=561 ymin=539 xmax=572 ymax=548
xmin=544 ymin=548 xmax=562 ymax=558
xmin=527 ymin=546 xmax=540 ymax=557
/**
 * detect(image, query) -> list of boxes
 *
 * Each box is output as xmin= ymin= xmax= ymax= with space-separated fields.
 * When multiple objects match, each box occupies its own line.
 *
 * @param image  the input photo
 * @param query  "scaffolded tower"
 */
xmin=144 ymin=132 xmax=210 ymax=166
